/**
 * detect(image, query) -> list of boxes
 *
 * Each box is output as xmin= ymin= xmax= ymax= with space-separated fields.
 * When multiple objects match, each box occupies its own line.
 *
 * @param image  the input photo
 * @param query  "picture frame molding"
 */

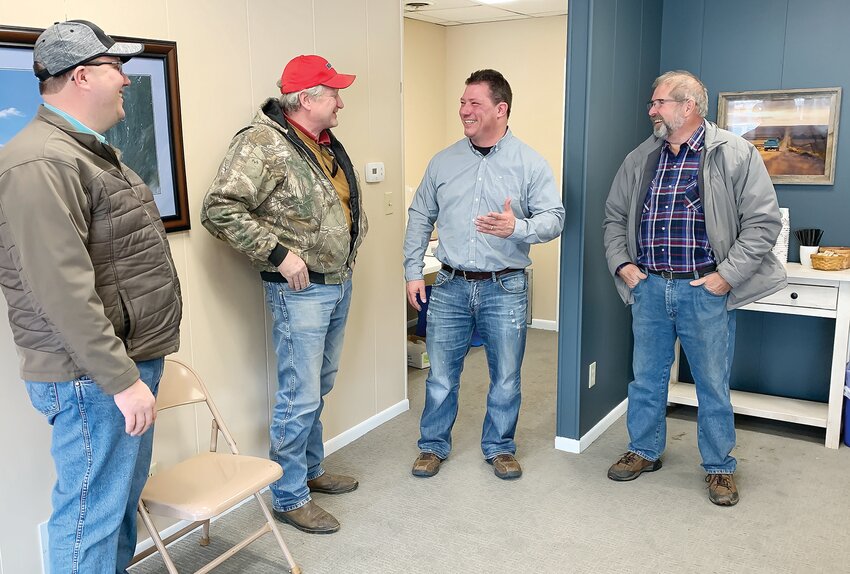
xmin=0 ymin=25 xmax=190 ymax=231
xmin=717 ymin=86 xmax=842 ymax=186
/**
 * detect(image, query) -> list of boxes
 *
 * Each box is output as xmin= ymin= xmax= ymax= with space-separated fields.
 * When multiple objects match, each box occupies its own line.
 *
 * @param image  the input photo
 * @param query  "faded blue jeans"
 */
xmin=25 ymin=357 xmax=164 ymax=574
xmin=627 ymin=273 xmax=737 ymax=474
xmin=418 ymin=268 xmax=528 ymax=460
xmin=264 ymin=279 xmax=352 ymax=512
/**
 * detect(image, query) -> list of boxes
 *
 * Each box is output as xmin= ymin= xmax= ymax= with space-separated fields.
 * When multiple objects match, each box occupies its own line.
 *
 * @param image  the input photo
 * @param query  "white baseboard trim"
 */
xmin=325 ymin=399 xmax=410 ymax=456
xmin=133 ymin=398 xmax=410 ymax=560
xmin=555 ymin=398 xmax=627 ymax=453
xmin=530 ymin=319 xmax=558 ymax=331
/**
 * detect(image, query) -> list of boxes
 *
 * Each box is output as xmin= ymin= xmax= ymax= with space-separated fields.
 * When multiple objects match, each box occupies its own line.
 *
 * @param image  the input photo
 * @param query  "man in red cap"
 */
xmin=202 ymin=55 xmax=365 ymax=534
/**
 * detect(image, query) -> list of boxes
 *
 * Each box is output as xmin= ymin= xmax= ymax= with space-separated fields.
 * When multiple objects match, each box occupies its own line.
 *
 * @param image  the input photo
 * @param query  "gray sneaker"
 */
xmin=706 ymin=473 xmax=739 ymax=506
xmin=607 ymin=451 xmax=662 ymax=481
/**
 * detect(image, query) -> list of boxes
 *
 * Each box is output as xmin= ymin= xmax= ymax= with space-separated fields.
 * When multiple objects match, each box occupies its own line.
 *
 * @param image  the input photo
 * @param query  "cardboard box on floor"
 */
xmin=407 ymin=336 xmax=429 ymax=369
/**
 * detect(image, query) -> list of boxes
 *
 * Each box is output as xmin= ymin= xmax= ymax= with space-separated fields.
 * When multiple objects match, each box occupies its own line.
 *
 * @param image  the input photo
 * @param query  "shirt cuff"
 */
xmin=507 ymin=218 xmax=528 ymax=241
xmin=268 ymin=244 xmax=289 ymax=267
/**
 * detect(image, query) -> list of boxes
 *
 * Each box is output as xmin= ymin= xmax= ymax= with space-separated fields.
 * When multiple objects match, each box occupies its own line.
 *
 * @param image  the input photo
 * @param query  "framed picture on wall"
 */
xmin=0 ymin=26 xmax=190 ymax=231
xmin=717 ymin=87 xmax=842 ymax=185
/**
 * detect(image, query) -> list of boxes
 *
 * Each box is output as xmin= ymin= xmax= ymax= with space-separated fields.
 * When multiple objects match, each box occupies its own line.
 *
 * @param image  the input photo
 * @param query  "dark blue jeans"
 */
xmin=418 ymin=269 xmax=528 ymax=460
xmin=627 ymin=274 xmax=737 ymax=473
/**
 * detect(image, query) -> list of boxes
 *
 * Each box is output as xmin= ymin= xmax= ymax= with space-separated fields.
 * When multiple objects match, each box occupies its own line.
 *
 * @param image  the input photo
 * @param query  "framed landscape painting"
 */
xmin=0 ymin=26 xmax=190 ymax=230
xmin=717 ymin=87 xmax=842 ymax=185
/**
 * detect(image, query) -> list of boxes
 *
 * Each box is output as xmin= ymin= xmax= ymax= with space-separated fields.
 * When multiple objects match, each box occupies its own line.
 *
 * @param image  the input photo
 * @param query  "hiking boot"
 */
xmin=706 ymin=473 xmax=739 ymax=506
xmin=412 ymin=452 xmax=442 ymax=477
xmin=273 ymin=500 xmax=340 ymax=534
xmin=308 ymin=473 xmax=359 ymax=495
xmin=487 ymin=453 xmax=523 ymax=480
xmin=607 ymin=451 xmax=662 ymax=481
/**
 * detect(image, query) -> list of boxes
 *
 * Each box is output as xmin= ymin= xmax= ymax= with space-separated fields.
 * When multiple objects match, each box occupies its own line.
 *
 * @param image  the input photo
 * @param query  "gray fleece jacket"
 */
xmin=603 ymin=120 xmax=787 ymax=309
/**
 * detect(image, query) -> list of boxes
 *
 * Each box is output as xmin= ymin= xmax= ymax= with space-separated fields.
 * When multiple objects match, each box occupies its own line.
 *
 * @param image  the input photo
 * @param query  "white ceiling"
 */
xmin=403 ymin=0 xmax=566 ymax=26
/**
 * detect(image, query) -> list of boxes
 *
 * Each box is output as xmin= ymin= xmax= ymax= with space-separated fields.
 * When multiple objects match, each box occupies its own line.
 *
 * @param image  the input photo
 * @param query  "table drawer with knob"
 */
xmin=756 ymin=283 xmax=838 ymax=311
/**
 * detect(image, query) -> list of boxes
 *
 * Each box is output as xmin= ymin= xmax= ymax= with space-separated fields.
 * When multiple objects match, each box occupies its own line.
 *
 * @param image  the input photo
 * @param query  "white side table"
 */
xmin=668 ymin=263 xmax=850 ymax=448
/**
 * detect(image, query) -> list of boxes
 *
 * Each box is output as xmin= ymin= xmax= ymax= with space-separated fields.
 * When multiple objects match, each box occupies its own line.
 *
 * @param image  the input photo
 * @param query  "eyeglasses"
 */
xmin=85 ymin=60 xmax=125 ymax=75
xmin=646 ymin=98 xmax=685 ymax=111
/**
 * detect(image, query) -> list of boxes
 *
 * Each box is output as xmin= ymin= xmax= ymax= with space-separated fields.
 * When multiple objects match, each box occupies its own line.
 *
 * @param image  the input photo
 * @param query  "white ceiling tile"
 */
xmin=404 ymin=11 xmax=454 ymax=24
xmin=402 ymin=0 xmax=565 ymax=24
xmin=481 ymin=0 xmax=566 ymax=14
xmin=414 ymin=5 xmax=515 ymax=20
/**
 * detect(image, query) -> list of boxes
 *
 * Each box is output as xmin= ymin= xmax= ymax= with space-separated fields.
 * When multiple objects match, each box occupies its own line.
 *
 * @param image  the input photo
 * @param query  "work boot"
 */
xmin=706 ymin=473 xmax=739 ymax=506
xmin=273 ymin=500 xmax=340 ymax=534
xmin=607 ymin=451 xmax=662 ymax=481
xmin=412 ymin=452 xmax=442 ymax=477
xmin=308 ymin=473 xmax=359 ymax=494
xmin=487 ymin=454 xmax=523 ymax=479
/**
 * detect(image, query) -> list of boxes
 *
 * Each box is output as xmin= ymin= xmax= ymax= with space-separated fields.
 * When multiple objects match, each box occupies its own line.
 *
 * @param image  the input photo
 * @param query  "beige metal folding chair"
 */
xmin=131 ymin=358 xmax=301 ymax=574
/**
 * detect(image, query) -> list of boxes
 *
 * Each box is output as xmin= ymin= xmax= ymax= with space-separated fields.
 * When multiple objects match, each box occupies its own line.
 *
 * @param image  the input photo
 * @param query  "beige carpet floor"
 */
xmin=131 ymin=329 xmax=850 ymax=573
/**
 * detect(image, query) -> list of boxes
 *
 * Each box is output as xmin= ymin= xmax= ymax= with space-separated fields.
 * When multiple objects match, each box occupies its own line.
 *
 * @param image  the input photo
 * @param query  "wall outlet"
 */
xmin=588 ymin=361 xmax=597 ymax=388
xmin=148 ymin=461 xmax=158 ymax=477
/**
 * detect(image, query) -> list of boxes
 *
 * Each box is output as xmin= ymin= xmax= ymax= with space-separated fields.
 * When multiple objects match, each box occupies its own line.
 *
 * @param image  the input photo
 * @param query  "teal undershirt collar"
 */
xmin=44 ymin=103 xmax=108 ymax=144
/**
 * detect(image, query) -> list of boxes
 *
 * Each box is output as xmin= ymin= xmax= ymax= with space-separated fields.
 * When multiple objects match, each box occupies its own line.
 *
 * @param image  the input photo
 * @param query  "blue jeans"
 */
xmin=418 ymin=269 xmax=528 ymax=460
xmin=25 ymin=358 xmax=164 ymax=574
xmin=264 ymin=279 xmax=352 ymax=511
xmin=627 ymin=274 xmax=737 ymax=473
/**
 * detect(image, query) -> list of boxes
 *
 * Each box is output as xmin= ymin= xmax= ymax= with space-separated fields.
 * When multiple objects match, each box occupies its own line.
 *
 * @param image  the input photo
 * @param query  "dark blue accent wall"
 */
xmin=558 ymin=0 xmax=662 ymax=439
xmin=558 ymin=0 xmax=850 ymax=441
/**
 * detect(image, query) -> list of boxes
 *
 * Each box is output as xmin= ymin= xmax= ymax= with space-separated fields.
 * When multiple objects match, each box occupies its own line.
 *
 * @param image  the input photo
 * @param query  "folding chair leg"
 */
xmin=254 ymin=493 xmax=301 ymax=574
xmin=136 ymin=501 xmax=179 ymax=574
xmin=200 ymin=519 xmax=210 ymax=546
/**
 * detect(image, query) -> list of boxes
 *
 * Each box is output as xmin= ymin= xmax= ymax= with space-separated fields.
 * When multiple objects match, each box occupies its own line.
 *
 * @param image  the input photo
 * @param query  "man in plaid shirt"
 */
xmin=602 ymin=70 xmax=786 ymax=506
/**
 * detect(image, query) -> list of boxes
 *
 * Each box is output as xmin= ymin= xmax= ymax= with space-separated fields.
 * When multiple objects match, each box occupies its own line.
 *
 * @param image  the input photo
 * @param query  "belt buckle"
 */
xmin=660 ymin=270 xmax=674 ymax=280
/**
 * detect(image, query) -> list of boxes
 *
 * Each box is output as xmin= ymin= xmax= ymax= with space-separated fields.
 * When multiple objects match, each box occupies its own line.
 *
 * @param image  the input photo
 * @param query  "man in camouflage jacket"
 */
xmin=201 ymin=55 xmax=366 ymax=534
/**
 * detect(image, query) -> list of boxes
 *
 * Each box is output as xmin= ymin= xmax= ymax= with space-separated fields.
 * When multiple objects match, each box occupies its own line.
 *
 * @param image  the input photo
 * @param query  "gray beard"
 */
xmin=653 ymin=122 xmax=668 ymax=139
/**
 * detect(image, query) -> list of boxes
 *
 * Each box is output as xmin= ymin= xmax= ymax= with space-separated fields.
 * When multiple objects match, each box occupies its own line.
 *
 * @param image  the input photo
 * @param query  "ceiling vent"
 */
xmin=405 ymin=2 xmax=434 ymax=11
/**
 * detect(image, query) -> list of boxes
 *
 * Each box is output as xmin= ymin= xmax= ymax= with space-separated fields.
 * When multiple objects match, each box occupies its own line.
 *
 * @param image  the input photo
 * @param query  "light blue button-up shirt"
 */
xmin=403 ymin=129 xmax=564 ymax=280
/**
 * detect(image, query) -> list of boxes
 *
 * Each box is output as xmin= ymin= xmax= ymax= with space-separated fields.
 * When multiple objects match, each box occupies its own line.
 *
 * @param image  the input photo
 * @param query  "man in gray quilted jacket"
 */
xmin=0 ymin=20 xmax=181 ymax=572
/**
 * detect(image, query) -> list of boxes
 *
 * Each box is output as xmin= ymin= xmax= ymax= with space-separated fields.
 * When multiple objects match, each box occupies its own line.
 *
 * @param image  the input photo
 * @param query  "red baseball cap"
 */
xmin=279 ymin=55 xmax=356 ymax=93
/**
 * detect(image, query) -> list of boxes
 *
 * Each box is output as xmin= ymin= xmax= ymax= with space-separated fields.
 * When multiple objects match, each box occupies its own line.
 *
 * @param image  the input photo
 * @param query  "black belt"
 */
xmin=441 ymin=264 xmax=522 ymax=281
xmin=260 ymin=270 xmax=327 ymax=284
xmin=645 ymin=265 xmax=716 ymax=280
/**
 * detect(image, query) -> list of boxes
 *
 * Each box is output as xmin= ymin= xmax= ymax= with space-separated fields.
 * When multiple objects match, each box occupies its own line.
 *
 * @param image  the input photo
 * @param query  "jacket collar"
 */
xmin=37 ymin=106 xmax=119 ymax=162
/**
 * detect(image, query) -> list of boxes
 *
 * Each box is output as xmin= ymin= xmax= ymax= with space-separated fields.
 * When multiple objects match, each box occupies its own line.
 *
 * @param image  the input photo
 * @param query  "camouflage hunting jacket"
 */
xmin=201 ymin=99 xmax=368 ymax=284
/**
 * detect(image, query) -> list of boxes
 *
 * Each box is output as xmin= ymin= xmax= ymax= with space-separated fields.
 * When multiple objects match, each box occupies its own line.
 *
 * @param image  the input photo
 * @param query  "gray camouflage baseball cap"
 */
xmin=33 ymin=20 xmax=143 ymax=80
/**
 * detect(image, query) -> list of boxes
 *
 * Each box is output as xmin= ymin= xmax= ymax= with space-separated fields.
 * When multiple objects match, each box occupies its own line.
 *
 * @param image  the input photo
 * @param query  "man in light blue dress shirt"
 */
xmin=403 ymin=69 xmax=565 ymax=480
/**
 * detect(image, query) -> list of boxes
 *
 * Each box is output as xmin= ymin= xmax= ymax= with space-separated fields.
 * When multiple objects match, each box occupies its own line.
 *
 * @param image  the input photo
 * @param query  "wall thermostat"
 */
xmin=364 ymin=162 xmax=385 ymax=183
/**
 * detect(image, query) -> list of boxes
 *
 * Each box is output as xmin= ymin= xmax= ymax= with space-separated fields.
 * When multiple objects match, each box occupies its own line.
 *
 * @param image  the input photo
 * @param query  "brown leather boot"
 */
xmin=412 ymin=452 xmax=442 ymax=477
xmin=487 ymin=454 xmax=522 ymax=479
xmin=307 ymin=473 xmax=359 ymax=494
xmin=607 ymin=451 xmax=662 ymax=481
xmin=272 ymin=500 xmax=340 ymax=534
xmin=706 ymin=473 xmax=739 ymax=506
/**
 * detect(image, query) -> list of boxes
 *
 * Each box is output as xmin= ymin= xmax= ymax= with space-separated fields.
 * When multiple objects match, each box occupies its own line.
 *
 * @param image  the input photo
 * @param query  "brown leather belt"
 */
xmin=645 ymin=264 xmax=716 ymax=280
xmin=441 ymin=264 xmax=522 ymax=281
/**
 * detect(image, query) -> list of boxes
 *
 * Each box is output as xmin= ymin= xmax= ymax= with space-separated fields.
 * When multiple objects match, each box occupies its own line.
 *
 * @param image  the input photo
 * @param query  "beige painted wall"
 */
xmin=0 ymin=1 xmax=406 ymax=572
xmin=403 ymin=19 xmax=446 ymax=197
xmin=403 ymin=16 xmax=567 ymax=324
